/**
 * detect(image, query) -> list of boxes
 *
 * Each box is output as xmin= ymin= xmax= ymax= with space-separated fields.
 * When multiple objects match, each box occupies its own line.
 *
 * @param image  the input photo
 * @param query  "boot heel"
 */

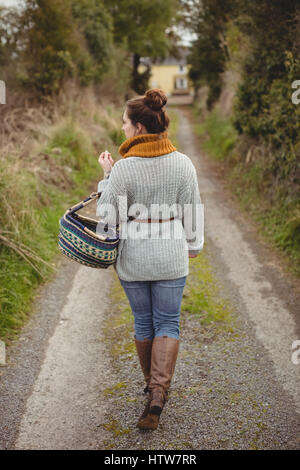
xmin=149 ymin=405 xmax=162 ymax=415
xmin=137 ymin=413 xmax=160 ymax=430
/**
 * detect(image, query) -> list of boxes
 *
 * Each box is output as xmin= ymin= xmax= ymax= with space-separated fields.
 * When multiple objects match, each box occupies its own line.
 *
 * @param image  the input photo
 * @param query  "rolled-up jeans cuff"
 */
xmin=188 ymin=249 xmax=200 ymax=255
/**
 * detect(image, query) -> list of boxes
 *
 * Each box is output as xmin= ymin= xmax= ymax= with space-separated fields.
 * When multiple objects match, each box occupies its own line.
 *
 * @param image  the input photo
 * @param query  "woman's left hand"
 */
xmin=98 ymin=150 xmax=114 ymax=172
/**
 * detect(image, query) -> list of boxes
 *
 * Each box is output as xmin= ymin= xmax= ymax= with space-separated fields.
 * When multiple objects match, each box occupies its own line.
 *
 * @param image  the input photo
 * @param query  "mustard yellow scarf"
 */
xmin=118 ymin=131 xmax=176 ymax=158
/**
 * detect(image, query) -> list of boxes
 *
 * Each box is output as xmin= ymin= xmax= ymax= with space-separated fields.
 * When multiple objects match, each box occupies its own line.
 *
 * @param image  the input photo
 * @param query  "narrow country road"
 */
xmin=177 ymin=106 xmax=300 ymax=414
xmin=0 ymin=105 xmax=299 ymax=450
xmin=0 ymin=260 xmax=115 ymax=449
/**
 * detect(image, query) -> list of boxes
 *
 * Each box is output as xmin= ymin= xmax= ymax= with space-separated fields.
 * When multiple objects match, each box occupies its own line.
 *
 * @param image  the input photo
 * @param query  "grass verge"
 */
xmin=0 ymin=104 xmax=123 ymax=345
xmin=191 ymin=106 xmax=300 ymax=278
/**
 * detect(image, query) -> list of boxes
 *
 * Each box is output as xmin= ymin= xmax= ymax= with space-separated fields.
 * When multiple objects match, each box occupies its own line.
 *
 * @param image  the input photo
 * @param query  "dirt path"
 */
xmin=0 ymin=105 xmax=299 ymax=450
xmin=0 ymin=257 xmax=115 ymax=449
xmin=177 ymin=106 xmax=300 ymax=414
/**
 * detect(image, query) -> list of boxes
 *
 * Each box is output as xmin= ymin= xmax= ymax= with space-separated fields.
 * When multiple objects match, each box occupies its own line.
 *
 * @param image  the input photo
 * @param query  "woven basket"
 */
xmin=58 ymin=191 xmax=120 ymax=269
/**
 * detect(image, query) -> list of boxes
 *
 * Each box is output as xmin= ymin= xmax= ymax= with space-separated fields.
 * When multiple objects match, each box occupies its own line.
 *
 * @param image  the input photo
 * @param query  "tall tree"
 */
xmin=71 ymin=0 xmax=114 ymax=85
xmin=0 ymin=7 xmax=20 ymax=68
xmin=19 ymin=0 xmax=79 ymax=94
xmin=188 ymin=0 xmax=236 ymax=107
xmin=107 ymin=0 xmax=182 ymax=94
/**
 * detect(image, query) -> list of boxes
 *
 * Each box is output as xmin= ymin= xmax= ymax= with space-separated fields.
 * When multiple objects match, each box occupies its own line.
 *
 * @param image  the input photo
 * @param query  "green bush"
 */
xmin=194 ymin=111 xmax=237 ymax=160
xmin=232 ymin=1 xmax=300 ymax=200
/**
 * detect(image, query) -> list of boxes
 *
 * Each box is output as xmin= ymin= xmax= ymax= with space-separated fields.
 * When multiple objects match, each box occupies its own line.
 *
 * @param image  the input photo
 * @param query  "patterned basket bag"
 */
xmin=58 ymin=191 xmax=120 ymax=269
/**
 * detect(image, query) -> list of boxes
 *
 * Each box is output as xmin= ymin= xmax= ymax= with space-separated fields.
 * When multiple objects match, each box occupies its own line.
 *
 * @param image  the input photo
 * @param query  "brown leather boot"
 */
xmin=137 ymin=335 xmax=179 ymax=430
xmin=134 ymin=338 xmax=153 ymax=393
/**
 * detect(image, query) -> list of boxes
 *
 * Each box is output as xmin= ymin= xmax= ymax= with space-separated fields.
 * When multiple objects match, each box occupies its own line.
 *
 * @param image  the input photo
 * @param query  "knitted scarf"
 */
xmin=118 ymin=131 xmax=176 ymax=159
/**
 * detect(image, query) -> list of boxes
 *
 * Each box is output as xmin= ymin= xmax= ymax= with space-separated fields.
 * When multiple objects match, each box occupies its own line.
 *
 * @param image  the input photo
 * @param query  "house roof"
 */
xmin=141 ymin=47 xmax=191 ymax=67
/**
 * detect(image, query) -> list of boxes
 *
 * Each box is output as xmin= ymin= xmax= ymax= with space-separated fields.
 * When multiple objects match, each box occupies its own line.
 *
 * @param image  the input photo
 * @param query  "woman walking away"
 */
xmin=97 ymin=88 xmax=204 ymax=430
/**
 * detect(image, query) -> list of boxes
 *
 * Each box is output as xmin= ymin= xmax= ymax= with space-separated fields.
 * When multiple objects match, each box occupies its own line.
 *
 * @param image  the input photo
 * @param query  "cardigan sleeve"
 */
xmin=177 ymin=164 xmax=204 ymax=255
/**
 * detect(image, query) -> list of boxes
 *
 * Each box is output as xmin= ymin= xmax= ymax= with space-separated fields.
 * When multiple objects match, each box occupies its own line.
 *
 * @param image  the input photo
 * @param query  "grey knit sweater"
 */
xmin=96 ymin=150 xmax=204 ymax=281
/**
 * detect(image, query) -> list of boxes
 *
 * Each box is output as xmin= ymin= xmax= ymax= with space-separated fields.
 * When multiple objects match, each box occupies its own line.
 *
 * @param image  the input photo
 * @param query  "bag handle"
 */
xmin=68 ymin=191 xmax=102 ymax=214
xmin=68 ymin=190 xmax=138 ymax=222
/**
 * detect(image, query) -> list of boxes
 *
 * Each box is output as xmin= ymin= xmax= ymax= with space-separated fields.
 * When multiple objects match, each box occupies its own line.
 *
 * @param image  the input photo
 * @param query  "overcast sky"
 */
xmin=0 ymin=0 xmax=22 ymax=7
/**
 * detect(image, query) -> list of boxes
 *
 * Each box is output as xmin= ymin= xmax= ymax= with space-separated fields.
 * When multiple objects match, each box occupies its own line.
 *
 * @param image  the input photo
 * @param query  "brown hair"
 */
xmin=125 ymin=88 xmax=170 ymax=134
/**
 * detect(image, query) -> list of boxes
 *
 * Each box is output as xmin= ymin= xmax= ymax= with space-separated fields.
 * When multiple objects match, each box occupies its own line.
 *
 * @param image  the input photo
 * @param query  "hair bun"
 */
xmin=144 ymin=88 xmax=167 ymax=111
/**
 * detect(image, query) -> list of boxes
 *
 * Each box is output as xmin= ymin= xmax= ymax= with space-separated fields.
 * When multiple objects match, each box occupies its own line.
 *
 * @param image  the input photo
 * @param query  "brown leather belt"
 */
xmin=128 ymin=216 xmax=176 ymax=223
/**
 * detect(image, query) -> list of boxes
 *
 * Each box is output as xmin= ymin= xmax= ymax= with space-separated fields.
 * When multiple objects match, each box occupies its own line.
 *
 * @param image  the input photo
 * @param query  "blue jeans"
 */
xmin=118 ymin=276 xmax=187 ymax=340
